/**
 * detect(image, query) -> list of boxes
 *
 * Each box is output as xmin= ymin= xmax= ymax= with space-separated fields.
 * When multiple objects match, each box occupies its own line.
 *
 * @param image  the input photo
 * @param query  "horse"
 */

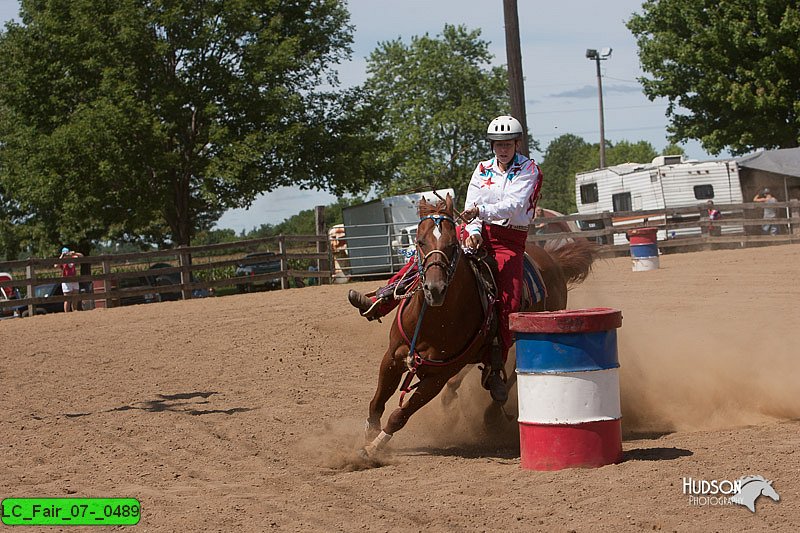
xmin=362 ymin=194 xmax=597 ymax=456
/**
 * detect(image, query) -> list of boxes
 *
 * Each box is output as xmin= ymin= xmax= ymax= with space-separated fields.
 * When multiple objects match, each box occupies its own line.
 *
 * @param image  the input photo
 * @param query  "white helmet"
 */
xmin=487 ymin=115 xmax=523 ymax=141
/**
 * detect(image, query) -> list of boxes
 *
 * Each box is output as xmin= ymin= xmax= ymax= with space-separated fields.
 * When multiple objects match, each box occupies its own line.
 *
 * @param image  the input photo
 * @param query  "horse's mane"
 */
xmin=417 ymin=198 xmax=451 ymax=217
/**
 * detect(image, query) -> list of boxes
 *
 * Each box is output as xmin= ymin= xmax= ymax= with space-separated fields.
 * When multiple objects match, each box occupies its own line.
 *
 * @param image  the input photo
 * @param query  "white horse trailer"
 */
xmin=575 ymin=155 xmax=744 ymax=245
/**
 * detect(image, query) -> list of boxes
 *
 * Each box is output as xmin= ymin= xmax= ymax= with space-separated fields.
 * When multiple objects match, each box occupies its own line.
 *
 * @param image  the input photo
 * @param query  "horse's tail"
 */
xmin=544 ymin=239 xmax=599 ymax=286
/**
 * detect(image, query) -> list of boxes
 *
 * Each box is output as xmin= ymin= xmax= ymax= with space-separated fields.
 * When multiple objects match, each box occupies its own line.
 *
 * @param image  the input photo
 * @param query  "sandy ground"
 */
xmin=2 ymin=244 xmax=800 ymax=532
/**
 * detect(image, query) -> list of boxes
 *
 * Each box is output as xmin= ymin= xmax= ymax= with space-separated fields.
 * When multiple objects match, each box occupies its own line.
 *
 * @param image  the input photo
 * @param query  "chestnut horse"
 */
xmin=363 ymin=195 xmax=597 ymax=456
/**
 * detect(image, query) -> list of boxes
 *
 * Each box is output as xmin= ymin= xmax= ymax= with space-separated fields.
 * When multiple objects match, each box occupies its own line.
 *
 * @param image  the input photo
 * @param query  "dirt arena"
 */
xmin=2 ymin=244 xmax=799 ymax=532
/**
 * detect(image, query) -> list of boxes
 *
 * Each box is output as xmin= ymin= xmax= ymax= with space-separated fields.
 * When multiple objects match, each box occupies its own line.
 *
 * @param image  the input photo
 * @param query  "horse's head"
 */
xmin=415 ymin=194 xmax=460 ymax=306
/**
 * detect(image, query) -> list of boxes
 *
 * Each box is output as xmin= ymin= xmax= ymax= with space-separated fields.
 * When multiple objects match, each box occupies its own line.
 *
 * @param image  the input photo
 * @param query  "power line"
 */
xmin=529 ymin=104 xmax=661 ymax=115
xmin=533 ymin=125 xmax=667 ymax=140
xmin=602 ymin=76 xmax=641 ymax=84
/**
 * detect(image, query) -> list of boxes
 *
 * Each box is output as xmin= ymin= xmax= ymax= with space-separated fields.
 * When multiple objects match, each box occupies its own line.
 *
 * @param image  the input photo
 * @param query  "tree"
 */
xmin=662 ymin=143 xmax=686 ymax=157
xmin=0 ymin=0 xmax=368 ymax=252
xmin=538 ymin=134 xmax=592 ymax=214
xmin=627 ymin=0 xmax=800 ymax=155
xmin=603 ymin=140 xmax=658 ymax=167
xmin=361 ymin=24 xmax=511 ymax=202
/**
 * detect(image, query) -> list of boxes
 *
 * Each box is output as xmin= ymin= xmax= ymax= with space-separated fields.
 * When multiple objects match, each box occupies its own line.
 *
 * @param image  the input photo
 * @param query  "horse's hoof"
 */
xmin=357 ymin=447 xmax=371 ymax=461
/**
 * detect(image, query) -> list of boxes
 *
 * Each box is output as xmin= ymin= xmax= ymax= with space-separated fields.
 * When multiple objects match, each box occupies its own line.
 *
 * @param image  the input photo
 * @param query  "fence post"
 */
xmin=25 ymin=262 xmax=36 ymax=317
xmin=178 ymin=247 xmax=192 ymax=300
xmin=101 ymin=259 xmax=114 ymax=308
xmin=790 ymin=199 xmax=800 ymax=237
xmin=315 ymin=205 xmax=329 ymax=284
xmin=278 ymin=235 xmax=287 ymax=290
xmin=601 ymin=212 xmax=614 ymax=245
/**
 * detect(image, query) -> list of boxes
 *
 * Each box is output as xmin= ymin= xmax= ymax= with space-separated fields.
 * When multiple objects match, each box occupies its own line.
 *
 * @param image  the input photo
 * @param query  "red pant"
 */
xmin=480 ymin=224 xmax=527 ymax=362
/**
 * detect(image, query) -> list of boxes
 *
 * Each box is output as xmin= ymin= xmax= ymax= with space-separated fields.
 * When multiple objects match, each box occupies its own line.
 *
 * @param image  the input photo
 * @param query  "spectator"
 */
xmin=706 ymin=200 xmax=722 ymax=237
xmin=55 ymin=247 xmax=83 ymax=312
xmin=753 ymin=189 xmax=778 ymax=235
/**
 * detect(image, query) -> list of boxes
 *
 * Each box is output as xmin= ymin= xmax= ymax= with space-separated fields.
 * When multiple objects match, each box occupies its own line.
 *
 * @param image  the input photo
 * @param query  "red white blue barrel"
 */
xmin=509 ymin=308 xmax=623 ymax=470
xmin=627 ymin=227 xmax=659 ymax=271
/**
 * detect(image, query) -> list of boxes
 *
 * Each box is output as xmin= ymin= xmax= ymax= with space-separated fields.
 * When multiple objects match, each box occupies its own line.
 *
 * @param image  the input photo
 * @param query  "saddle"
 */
xmin=465 ymin=250 xmax=546 ymax=312
xmin=464 ymin=251 xmax=499 ymax=327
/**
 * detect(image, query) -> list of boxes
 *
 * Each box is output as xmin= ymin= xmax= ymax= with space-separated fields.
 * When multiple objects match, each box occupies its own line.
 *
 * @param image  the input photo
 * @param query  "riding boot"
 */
xmin=481 ymin=344 xmax=508 ymax=404
xmin=347 ymin=289 xmax=384 ymax=321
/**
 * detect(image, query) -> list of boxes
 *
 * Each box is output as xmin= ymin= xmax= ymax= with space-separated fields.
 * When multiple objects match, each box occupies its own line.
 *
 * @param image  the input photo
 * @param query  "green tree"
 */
xmin=0 ymin=0 xmax=367 ymax=253
xmin=627 ymin=0 xmax=800 ymax=155
xmin=362 ymin=24 xmax=511 ymax=202
xmin=604 ymin=140 xmax=658 ymax=167
xmin=662 ymin=143 xmax=687 ymax=157
xmin=538 ymin=134 xmax=593 ymax=214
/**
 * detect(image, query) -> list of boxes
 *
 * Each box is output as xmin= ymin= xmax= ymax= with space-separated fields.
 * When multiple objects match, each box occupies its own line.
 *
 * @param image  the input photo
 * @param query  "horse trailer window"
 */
xmin=580 ymin=183 xmax=599 ymax=204
xmin=694 ymin=184 xmax=714 ymax=199
xmin=612 ymin=192 xmax=632 ymax=212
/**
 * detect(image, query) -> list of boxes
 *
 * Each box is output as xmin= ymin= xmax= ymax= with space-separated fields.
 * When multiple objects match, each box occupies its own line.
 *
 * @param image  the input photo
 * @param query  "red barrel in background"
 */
xmin=627 ymin=227 xmax=659 ymax=271
xmin=510 ymin=308 xmax=623 ymax=471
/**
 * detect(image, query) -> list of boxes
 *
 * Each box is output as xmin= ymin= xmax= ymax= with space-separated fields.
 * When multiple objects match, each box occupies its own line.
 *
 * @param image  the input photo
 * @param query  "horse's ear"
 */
xmin=445 ymin=193 xmax=453 ymax=214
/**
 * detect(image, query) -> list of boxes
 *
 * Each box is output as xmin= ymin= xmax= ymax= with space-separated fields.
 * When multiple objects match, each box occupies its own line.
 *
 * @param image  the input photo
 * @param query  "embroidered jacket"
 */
xmin=464 ymin=153 xmax=543 ymax=235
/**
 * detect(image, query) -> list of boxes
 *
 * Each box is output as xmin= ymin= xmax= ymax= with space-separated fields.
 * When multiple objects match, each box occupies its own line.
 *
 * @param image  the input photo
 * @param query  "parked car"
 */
xmin=13 ymin=282 xmax=66 ymax=316
xmin=1 ymin=272 xmax=23 ymax=319
xmin=116 ymin=275 xmax=161 ymax=306
xmin=235 ymin=252 xmax=282 ymax=293
xmin=146 ymin=263 xmax=210 ymax=301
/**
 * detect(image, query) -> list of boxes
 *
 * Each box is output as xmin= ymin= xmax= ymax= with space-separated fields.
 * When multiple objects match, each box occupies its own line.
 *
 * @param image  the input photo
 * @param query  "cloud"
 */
xmin=550 ymin=84 xmax=643 ymax=98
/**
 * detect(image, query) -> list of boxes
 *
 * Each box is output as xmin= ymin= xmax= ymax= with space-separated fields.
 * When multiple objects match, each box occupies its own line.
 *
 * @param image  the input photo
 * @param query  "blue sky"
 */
xmin=0 ymin=0 xmax=728 ymax=231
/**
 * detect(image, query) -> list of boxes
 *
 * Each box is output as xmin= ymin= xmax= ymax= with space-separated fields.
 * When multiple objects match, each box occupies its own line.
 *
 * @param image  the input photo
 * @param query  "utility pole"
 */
xmin=503 ymin=0 xmax=529 ymax=157
xmin=585 ymin=48 xmax=612 ymax=168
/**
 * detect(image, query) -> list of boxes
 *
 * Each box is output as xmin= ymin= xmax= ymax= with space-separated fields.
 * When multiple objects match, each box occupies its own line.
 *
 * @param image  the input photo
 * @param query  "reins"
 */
xmin=395 ymin=210 xmax=494 ymax=407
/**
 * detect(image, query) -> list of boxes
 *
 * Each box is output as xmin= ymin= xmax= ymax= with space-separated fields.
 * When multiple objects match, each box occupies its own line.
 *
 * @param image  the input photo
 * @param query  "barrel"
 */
xmin=509 ymin=308 xmax=623 ymax=470
xmin=627 ymin=227 xmax=659 ymax=271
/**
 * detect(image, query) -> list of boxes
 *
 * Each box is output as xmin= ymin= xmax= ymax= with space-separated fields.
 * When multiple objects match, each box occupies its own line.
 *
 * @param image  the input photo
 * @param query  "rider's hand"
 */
xmin=465 ymin=233 xmax=483 ymax=250
xmin=461 ymin=206 xmax=479 ymax=223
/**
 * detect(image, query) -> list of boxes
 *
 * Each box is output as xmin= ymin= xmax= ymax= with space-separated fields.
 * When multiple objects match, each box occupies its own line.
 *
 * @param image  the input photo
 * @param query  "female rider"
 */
xmin=348 ymin=115 xmax=543 ymax=403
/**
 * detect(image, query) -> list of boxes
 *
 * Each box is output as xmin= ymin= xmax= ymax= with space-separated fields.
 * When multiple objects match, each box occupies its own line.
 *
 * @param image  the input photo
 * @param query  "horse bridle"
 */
xmin=415 ymin=214 xmax=461 ymax=287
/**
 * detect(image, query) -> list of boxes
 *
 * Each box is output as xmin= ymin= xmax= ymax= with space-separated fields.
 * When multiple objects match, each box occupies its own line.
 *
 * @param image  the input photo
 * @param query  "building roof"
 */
xmin=736 ymin=147 xmax=800 ymax=178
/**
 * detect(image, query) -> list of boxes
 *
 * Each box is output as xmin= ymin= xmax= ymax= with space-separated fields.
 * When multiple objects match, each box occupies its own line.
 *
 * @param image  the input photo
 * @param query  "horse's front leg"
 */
xmin=364 ymin=370 xmax=455 ymax=456
xmin=366 ymin=346 xmax=405 ymax=442
xmin=441 ymin=365 xmax=470 ymax=406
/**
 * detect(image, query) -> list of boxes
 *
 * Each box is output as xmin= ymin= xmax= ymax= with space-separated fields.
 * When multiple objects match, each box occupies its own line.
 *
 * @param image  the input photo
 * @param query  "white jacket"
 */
xmin=464 ymin=153 xmax=542 ymax=235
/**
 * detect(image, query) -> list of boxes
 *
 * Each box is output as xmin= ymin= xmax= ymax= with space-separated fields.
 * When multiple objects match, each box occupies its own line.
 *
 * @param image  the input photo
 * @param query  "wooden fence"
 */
xmin=531 ymin=200 xmax=800 ymax=256
xmin=3 ymin=200 xmax=798 ymax=316
xmin=0 ymin=234 xmax=330 ymax=316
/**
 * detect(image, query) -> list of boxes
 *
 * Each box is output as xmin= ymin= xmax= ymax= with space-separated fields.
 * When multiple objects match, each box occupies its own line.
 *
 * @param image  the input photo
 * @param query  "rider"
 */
xmin=348 ymin=115 xmax=543 ymax=403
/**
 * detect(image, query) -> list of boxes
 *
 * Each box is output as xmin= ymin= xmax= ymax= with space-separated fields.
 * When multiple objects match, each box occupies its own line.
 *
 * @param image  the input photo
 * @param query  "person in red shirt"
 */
xmin=55 ymin=247 xmax=83 ymax=312
xmin=706 ymin=200 xmax=722 ymax=236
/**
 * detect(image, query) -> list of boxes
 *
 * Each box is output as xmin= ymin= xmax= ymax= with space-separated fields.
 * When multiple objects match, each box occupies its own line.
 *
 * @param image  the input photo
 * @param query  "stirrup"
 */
xmin=480 ymin=359 xmax=508 ymax=403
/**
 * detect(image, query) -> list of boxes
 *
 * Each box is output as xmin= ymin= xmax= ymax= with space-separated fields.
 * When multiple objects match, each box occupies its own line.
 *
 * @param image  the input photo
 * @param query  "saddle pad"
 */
xmin=522 ymin=253 xmax=547 ymax=307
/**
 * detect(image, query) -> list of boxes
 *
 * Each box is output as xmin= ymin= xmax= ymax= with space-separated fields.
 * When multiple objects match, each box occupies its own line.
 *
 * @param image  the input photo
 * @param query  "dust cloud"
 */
xmin=618 ymin=322 xmax=800 ymax=434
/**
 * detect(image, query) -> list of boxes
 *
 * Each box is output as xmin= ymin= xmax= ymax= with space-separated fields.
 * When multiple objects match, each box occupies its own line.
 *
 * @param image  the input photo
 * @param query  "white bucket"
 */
xmin=632 ymin=256 xmax=659 ymax=272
